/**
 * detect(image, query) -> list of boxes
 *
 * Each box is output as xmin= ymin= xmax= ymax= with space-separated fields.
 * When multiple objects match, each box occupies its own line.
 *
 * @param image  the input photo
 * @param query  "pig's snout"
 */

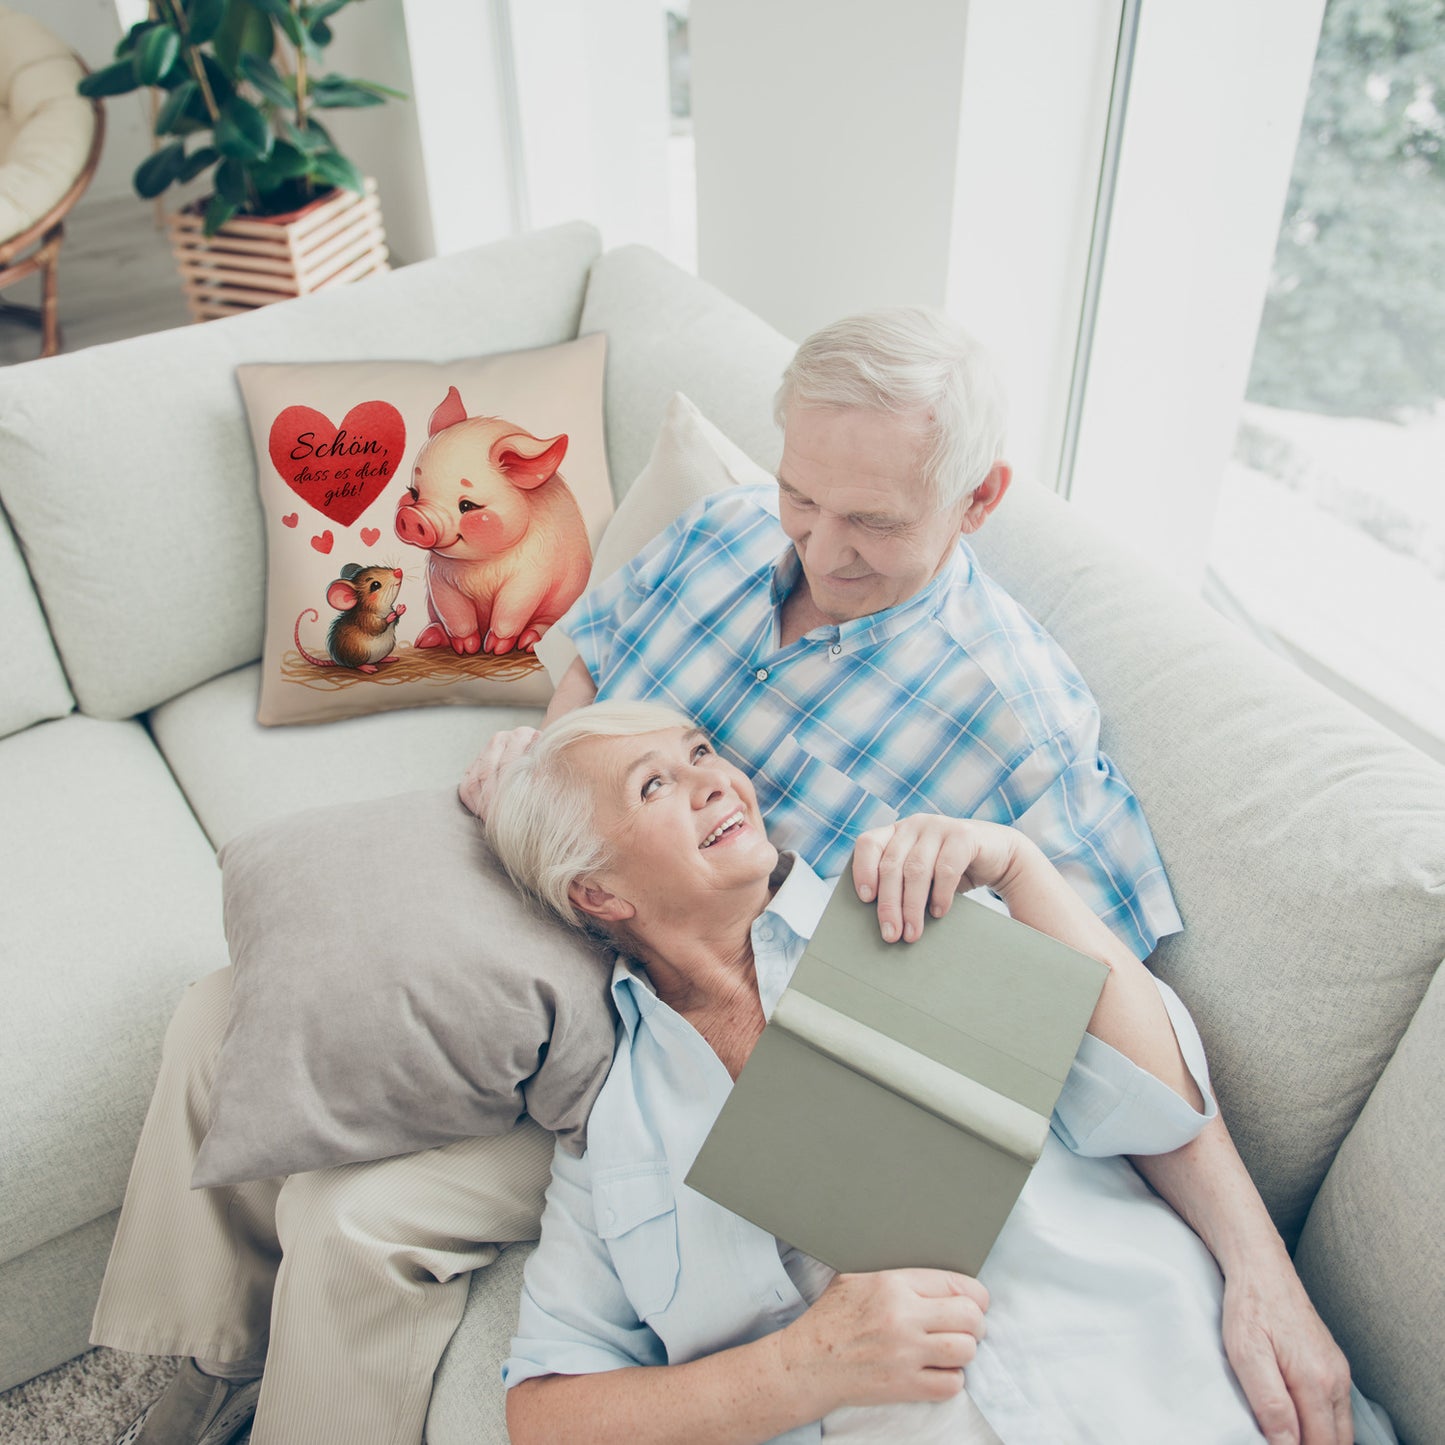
xmin=395 ymin=504 xmax=440 ymax=550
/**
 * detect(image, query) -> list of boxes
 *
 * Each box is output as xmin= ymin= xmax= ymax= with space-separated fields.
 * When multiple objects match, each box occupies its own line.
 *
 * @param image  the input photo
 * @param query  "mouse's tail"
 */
xmin=293 ymin=609 xmax=335 ymax=667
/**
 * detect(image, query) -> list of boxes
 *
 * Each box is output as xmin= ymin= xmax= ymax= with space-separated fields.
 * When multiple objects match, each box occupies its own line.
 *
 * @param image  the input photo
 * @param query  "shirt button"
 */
xmin=755 ymin=668 xmax=769 ymax=681
xmin=830 ymin=644 xmax=842 ymax=655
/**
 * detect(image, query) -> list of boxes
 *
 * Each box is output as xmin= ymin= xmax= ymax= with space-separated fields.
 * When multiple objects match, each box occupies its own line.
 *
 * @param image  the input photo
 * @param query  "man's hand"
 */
xmin=1221 ymin=1262 xmax=1353 ymax=1445
xmin=459 ymin=726 xmax=540 ymax=821
xmin=851 ymin=814 xmax=1025 ymax=943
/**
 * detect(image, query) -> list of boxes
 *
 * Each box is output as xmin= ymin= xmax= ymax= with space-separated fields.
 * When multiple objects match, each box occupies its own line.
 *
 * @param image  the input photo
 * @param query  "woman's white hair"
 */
xmin=486 ymin=700 xmax=696 ymax=931
xmin=774 ymin=307 xmax=1007 ymax=511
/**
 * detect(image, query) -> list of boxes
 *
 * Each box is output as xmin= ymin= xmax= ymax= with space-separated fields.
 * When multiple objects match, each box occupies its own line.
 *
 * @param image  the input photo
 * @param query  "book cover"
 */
xmin=684 ymin=885 xmax=1109 ymax=1275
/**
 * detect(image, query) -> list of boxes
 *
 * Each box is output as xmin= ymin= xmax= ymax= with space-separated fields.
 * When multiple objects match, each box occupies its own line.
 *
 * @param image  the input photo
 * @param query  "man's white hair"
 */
xmin=774 ymin=307 xmax=1008 ymax=511
xmin=487 ymin=700 xmax=696 ymax=931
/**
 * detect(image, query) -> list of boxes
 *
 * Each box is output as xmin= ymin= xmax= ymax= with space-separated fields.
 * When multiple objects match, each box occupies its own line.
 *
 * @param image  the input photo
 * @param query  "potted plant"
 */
xmin=79 ymin=0 xmax=404 ymax=319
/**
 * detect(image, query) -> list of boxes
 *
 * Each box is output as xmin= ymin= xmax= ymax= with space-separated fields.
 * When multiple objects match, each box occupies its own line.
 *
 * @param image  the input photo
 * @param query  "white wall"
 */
xmin=689 ymin=0 xmax=972 ymax=342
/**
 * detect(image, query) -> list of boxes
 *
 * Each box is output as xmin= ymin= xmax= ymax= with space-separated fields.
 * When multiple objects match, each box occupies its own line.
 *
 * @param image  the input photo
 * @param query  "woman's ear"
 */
xmin=567 ymin=879 xmax=635 ymax=924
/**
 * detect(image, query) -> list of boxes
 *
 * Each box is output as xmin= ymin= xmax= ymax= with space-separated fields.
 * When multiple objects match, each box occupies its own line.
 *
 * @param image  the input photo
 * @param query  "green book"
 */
xmin=684 ymin=885 xmax=1109 ymax=1276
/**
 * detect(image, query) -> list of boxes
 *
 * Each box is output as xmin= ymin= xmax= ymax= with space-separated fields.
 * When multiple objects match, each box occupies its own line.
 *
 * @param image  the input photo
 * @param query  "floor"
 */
xmin=0 ymin=194 xmax=192 ymax=367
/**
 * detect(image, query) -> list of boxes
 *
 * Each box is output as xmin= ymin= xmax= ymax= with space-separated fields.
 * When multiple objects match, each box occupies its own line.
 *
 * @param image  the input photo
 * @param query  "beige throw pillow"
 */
xmin=238 ymin=335 xmax=612 ymax=725
xmin=193 ymin=788 xmax=618 ymax=1188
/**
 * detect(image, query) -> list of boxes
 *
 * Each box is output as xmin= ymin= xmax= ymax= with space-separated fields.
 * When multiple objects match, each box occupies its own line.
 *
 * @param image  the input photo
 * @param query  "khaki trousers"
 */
xmin=91 ymin=968 xmax=555 ymax=1445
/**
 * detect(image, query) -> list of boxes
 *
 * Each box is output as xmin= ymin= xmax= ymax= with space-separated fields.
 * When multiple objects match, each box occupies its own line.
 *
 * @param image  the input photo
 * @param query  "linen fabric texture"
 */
xmin=192 ymin=788 xmax=618 ymax=1188
xmin=239 ymin=335 xmax=612 ymax=725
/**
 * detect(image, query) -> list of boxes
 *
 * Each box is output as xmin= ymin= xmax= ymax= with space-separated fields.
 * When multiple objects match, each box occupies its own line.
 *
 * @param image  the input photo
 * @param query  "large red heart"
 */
xmin=269 ymin=401 xmax=406 ymax=527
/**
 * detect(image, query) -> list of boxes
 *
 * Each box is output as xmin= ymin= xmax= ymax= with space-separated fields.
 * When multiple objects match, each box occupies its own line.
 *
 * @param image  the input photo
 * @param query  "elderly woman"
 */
xmin=484 ymin=699 xmax=1319 ymax=1445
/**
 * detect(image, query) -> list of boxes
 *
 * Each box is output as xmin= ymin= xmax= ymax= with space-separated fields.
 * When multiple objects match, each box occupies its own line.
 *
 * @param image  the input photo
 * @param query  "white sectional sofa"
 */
xmin=0 ymin=222 xmax=1441 ymax=1443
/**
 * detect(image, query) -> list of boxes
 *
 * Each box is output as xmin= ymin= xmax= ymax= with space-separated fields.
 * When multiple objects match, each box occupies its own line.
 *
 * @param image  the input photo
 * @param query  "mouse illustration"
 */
xmin=293 ymin=563 xmax=407 ymax=673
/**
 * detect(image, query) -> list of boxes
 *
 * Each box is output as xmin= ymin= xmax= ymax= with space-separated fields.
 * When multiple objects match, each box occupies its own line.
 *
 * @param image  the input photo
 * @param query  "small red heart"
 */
xmin=268 ymin=400 xmax=406 ymax=526
xmin=360 ymin=526 xmax=380 ymax=546
xmin=282 ymin=513 xmax=298 ymax=528
xmin=311 ymin=530 xmax=334 ymax=554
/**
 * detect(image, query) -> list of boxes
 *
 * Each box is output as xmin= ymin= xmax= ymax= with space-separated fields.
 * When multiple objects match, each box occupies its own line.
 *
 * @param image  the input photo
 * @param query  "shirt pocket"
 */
xmin=757 ymin=731 xmax=898 ymax=864
xmin=593 ymin=1163 xmax=681 ymax=1321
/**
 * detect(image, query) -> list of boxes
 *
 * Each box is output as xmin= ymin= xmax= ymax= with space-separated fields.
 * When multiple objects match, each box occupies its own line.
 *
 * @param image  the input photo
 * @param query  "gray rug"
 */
xmin=0 ymin=1350 xmax=195 ymax=1445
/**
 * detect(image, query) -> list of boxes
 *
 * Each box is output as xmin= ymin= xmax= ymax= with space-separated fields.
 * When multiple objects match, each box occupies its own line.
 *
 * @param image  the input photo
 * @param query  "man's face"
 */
xmin=776 ymin=405 xmax=971 ymax=623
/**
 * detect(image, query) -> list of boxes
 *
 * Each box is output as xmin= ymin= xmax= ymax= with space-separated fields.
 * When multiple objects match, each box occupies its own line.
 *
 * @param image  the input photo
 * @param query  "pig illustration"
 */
xmin=395 ymin=387 xmax=593 ymax=656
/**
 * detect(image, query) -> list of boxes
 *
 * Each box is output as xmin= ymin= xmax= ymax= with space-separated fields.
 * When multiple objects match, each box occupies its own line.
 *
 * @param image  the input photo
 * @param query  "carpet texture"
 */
xmin=0 ymin=1349 xmax=251 ymax=1445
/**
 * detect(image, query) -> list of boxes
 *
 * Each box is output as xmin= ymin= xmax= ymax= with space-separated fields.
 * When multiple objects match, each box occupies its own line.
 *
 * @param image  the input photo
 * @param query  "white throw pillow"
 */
xmin=535 ymin=392 xmax=775 ymax=683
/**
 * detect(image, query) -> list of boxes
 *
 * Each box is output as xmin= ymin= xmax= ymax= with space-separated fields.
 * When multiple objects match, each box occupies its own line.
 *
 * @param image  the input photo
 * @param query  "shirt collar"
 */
xmin=609 ymin=852 xmax=835 ymax=1038
xmin=767 ymin=542 xmax=973 ymax=650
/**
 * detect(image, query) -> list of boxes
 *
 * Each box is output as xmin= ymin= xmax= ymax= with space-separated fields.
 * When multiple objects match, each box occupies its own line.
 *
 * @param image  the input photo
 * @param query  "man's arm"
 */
xmin=1131 ymin=1120 xmax=1353 ymax=1445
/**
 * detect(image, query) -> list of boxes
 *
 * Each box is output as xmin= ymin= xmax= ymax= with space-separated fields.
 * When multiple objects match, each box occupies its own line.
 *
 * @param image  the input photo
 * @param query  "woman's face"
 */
xmin=567 ymin=726 xmax=778 ymax=928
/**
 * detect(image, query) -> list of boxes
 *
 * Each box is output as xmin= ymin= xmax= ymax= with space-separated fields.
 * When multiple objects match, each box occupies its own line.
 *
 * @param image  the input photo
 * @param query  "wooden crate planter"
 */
xmin=166 ymin=179 xmax=389 ymax=322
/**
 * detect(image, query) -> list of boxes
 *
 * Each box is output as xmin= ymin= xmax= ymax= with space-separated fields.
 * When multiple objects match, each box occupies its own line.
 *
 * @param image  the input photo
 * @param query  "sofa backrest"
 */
xmin=0 ymin=221 xmax=602 ymax=721
xmin=970 ymin=478 xmax=1445 ymax=1245
xmin=0 ymin=500 xmax=72 ymax=737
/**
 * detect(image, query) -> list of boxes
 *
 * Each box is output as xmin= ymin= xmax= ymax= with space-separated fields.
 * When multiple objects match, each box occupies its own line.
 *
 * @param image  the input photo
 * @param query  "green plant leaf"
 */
xmin=265 ymin=139 xmax=312 ymax=178
xmin=134 ymin=25 xmax=181 ymax=86
xmin=213 ymin=0 xmax=275 ymax=75
xmin=203 ymin=192 xmax=239 ymax=235
xmin=309 ymin=75 xmax=384 ymax=108
xmin=350 ymin=78 xmax=408 ymax=101
xmin=239 ymin=52 xmax=295 ymax=107
xmin=310 ymin=148 xmax=363 ymax=194
xmin=186 ymin=0 xmax=227 ymax=46
xmin=215 ymin=155 xmax=250 ymax=204
xmin=216 ymin=95 xmax=274 ymax=160
xmin=199 ymin=52 xmax=236 ymax=107
xmin=248 ymin=0 xmax=306 ymax=45
xmin=115 ymin=20 xmax=155 ymax=59
xmin=282 ymin=115 xmax=333 ymax=153
xmin=302 ymin=0 xmax=352 ymax=23
xmin=133 ymin=141 xmax=185 ymax=199
xmin=154 ymin=79 xmax=198 ymax=134
xmin=178 ymin=144 xmax=220 ymax=182
xmin=79 ymin=60 xmax=142 ymax=98
xmin=308 ymin=18 xmax=332 ymax=47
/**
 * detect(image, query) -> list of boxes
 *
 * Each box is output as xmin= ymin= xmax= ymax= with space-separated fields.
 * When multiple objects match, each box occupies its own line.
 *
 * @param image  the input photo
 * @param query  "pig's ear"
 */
xmin=326 ymin=579 xmax=359 ymax=611
xmin=428 ymin=386 xmax=468 ymax=436
xmin=491 ymin=431 xmax=569 ymax=490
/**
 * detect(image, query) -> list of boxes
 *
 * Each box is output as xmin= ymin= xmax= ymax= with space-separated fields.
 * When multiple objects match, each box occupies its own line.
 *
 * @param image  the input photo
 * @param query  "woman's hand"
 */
xmin=852 ymin=815 xmax=1029 ymax=943
xmin=779 ymin=1269 xmax=989 ymax=1412
xmin=459 ymin=726 xmax=540 ymax=821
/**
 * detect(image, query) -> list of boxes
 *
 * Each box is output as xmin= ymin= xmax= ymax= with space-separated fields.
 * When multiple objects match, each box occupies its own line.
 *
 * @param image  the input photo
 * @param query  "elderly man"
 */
xmin=95 ymin=311 xmax=1351 ymax=1445
xmin=465 ymin=309 xmax=1353 ymax=1445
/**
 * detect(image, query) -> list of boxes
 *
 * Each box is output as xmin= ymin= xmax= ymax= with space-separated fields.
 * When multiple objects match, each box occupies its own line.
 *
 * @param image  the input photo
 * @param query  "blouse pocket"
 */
xmin=593 ymin=1162 xmax=681 ymax=1321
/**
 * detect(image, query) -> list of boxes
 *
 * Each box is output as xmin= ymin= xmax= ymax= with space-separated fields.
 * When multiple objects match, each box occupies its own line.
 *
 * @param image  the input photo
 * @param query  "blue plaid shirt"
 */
xmin=563 ymin=485 xmax=1181 ymax=959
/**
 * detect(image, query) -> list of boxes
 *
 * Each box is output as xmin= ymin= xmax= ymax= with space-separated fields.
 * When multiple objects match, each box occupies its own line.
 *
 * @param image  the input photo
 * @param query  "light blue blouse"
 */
xmin=504 ymin=858 xmax=1271 ymax=1443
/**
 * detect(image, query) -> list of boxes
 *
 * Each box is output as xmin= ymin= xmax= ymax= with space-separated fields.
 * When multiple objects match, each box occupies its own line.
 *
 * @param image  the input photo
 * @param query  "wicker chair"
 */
xmin=0 ymin=7 xmax=104 ymax=359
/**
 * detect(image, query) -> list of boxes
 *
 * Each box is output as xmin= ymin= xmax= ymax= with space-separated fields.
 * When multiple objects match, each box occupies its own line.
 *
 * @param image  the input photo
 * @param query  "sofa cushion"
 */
xmin=967 ymin=478 xmax=1445 ymax=1244
xmin=0 ymin=501 xmax=71 ymax=738
xmin=0 ymin=221 xmax=601 ymax=722
xmin=1295 ymin=958 xmax=1445 ymax=1445
xmin=0 ymin=715 xmax=227 ymax=1267
xmin=148 ymin=662 xmax=538 ymax=850
xmin=580 ymin=244 xmax=794 ymax=498
xmin=238 ymin=337 xmax=612 ymax=725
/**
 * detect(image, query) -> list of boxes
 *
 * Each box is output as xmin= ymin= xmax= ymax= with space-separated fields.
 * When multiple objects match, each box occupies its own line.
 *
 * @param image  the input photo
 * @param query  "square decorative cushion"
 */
xmin=193 ymin=788 xmax=618 ymax=1188
xmin=535 ymin=391 xmax=773 ymax=685
xmin=237 ymin=334 xmax=611 ymax=725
